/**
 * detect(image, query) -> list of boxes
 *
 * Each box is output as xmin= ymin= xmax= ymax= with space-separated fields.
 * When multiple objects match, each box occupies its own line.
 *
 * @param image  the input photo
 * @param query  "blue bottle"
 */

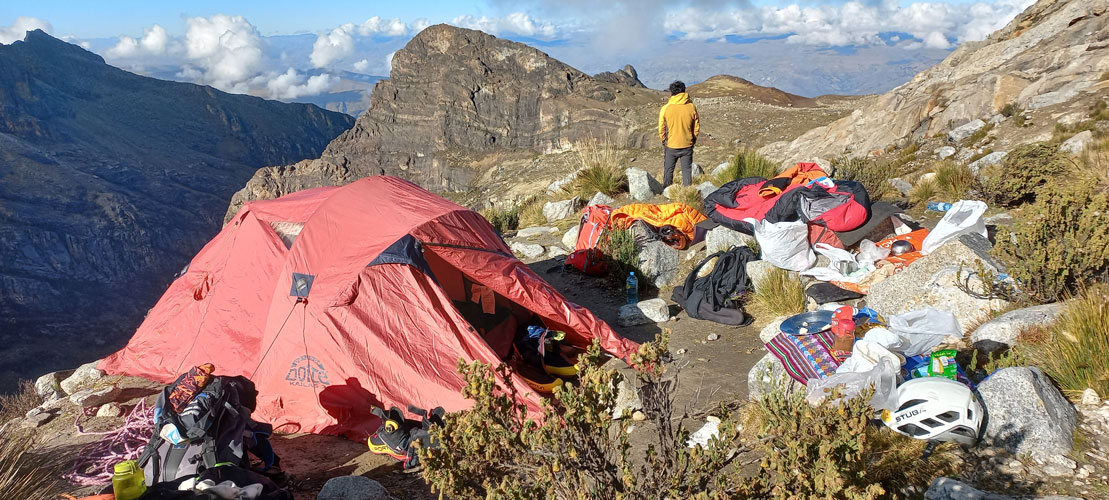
xmin=626 ymin=272 xmax=638 ymax=304
xmin=926 ymin=201 xmax=953 ymax=212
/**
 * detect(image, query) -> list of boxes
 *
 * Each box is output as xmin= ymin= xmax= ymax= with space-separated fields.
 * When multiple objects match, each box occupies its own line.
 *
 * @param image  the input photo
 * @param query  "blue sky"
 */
xmin=0 ymin=0 xmax=1035 ymax=100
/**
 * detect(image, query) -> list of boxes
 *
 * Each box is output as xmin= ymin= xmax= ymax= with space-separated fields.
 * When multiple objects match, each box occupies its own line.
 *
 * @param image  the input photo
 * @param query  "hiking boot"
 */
xmin=510 ymin=356 xmax=564 ymax=394
xmin=367 ymin=407 xmax=411 ymax=461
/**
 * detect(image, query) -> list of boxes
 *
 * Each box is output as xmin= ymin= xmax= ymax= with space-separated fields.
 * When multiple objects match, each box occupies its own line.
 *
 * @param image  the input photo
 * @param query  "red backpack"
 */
xmin=567 ymin=205 xmax=612 ymax=275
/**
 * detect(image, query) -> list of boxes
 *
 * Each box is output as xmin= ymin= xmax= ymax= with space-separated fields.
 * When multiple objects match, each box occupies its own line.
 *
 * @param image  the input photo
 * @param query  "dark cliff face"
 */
xmin=0 ymin=31 xmax=354 ymax=390
xmin=226 ymin=24 xmax=662 ymax=204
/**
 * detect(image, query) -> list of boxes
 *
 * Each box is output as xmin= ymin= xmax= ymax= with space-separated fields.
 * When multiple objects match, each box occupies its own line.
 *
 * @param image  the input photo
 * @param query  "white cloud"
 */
xmin=266 ymin=68 xmax=335 ymax=99
xmin=664 ymin=0 xmax=1035 ymax=49
xmin=0 ymin=16 xmax=52 ymax=44
xmin=310 ymin=24 xmax=354 ymax=68
xmin=384 ymin=51 xmax=396 ymax=72
xmin=184 ymin=14 xmax=265 ymax=91
xmin=451 ymin=12 xmax=561 ymax=39
xmin=353 ymin=59 xmax=370 ymax=72
xmin=357 ymin=16 xmax=408 ymax=37
xmin=107 ymin=24 xmax=170 ymax=58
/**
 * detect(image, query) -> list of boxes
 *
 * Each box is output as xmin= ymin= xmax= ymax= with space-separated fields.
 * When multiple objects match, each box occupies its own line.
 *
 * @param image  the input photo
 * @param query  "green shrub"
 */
xmin=1027 ymin=285 xmax=1109 ymax=397
xmin=601 ymin=227 xmax=642 ymax=286
xmin=979 ymin=143 xmax=1070 ymax=207
xmin=749 ymin=267 xmax=806 ymax=319
xmin=716 ymin=149 xmax=778 ymax=184
xmin=1001 ymin=102 xmax=1021 ymax=118
xmin=481 ymin=205 xmax=520 ymax=234
xmin=420 ymin=335 xmax=753 ymax=499
xmin=832 ymin=156 xmax=896 ymax=201
xmin=0 ymin=433 xmax=63 ymax=500
xmin=993 ymin=179 xmax=1109 ymax=302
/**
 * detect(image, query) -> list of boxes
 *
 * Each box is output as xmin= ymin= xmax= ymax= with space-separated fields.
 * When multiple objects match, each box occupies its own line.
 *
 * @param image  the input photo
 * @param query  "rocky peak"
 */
xmin=762 ymin=0 xmax=1109 ymax=163
xmin=593 ymin=64 xmax=648 ymax=88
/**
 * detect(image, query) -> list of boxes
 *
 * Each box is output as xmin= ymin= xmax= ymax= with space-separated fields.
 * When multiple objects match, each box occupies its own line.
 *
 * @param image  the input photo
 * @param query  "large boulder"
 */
xmin=562 ymin=224 xmax=580 ymax=250
xmin=69 ymin=385 xmax=122 ymax=408
xmin=636 ymin=241 xmax=679 ymax=288
xmin=747 ymin=353 xmax=802 ymax=400
xmin=60 ymin=361 xmax=103 ymax=395
xmin=746 ymin=260 xmax=777 ymax=289
xmin=924 ymin=477 xmax=1081 ymax=500
xmin=977 ymin=367 xmax=1077 ymax=457
xmin=317 ymin=476 xmax=394 ymax=500
xmin=947 ymin=119 xmax=986 ymax=143
xmin=617 ymin=298 xmax=670 ymax=326
xmin=970 ymin=303 xmax=1065 ymax=345
xmin=759 ymin=316 xmax=787 ymax=343
xmin=1058 ymin=130 xmax=1093 ymax=155
xmin=705 ymin=226 xmax=754 ymax=255
xmin=34 ymin=371 xmax=66 ymax=401
xmin=696 ymin=181 xmax=718 ymax=199
xmin=626 ymin=167 xmax=662 ymax=201
xmin=866 ymin=234 xmax=1008 ymax=330
xmin=543 ymin=197 xmax=581 ymax=222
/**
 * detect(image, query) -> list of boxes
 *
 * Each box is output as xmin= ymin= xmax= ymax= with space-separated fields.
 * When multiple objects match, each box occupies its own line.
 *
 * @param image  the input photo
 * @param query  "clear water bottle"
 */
xmin=626 ymin=272 xmax=638 ymax=305
xmin=926 ymin=201 xmax=953 ymax=212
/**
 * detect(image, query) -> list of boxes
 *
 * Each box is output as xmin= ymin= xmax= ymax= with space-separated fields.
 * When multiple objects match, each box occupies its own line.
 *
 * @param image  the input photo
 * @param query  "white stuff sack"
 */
xmin=921 ymin=200 xmax=988 ymax=254
xmin=745 ymin=218 xmax=816 ymax=271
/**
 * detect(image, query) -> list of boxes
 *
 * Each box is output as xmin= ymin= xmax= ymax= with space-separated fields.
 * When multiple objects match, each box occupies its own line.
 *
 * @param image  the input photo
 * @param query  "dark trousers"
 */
xmin=663 ymin=146 xmax=694 ymax=187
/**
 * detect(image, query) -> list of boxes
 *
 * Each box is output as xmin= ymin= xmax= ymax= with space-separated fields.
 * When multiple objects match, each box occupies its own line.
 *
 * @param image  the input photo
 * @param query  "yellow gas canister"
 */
xmin=111 ymin=460 xmax=146 ymax=500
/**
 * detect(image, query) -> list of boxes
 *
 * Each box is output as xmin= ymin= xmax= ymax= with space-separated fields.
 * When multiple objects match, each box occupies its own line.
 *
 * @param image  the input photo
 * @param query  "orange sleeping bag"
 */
xmin=609 ymin=203 xmax=707 ymax=242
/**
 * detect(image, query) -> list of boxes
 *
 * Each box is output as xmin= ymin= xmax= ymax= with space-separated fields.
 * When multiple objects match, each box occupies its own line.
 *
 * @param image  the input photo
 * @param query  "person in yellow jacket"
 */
xmin=658 ymin=80 xmax=700 ymax=187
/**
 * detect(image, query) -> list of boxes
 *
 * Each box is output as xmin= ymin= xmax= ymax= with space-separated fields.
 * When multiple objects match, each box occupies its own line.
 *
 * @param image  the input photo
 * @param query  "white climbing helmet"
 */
xmin=882 ymin=376 xmax=984 ymax=446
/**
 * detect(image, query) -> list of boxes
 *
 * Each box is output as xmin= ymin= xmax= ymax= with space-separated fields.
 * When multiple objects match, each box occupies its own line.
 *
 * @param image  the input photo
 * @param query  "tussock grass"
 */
xmin=517 ymin=197 xmax=548 ymax=228
xmin=565 ymin=137 xmax=627 ymax=198
xmin=833 ymin=156 xmax=896 ymax=201
xmin=0 ymin=380 xmax=40 ymax=425
xmin=933 ymin=161 xmax=975 ymax=200
xmin=750 ymin=267 xmax=806 ymax=318
xmin=965 ymin=122 xmax=994 ymax=145
xmin=864 ymin=427 xmax=959 ymax=491
xmin=667 ymin=185 xmax=703 ymax=207
xmin=1027 ymin=285 xmax=1109 ymax=397
xmin=908 ymin=178 xmax=938 ymax=205
xmin=481 ymin=205 xmax=520 ymax=234
xmin=716 ymin=149 xmax=778 ymax=184
xmin=0 ymin=433 xmax=64 ymax=500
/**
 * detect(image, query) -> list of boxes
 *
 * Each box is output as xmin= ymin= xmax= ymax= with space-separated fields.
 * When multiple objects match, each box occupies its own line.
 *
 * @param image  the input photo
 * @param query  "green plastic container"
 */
xmin=112 ymin=460 xmax=146 ymax=500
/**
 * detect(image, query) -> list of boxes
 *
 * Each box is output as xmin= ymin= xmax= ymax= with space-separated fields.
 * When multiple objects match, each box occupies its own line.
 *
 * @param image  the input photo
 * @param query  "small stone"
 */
xmin=947 ymin=119 xmax=986 ymax=143
xmin=1043 ymin=463 xmax=1073 ymax=477
xmin=935 ymin=146 xmax=956 ymax=160
xmin=60 ymin=361 xmax=103 ymax=395
xmin=69 ymin=385 xmax=122 ymax=408
xmin=588 ymin=191 xmax=616 ymax=207
xmin=918 ymin=172 xmax=937 ymax=183
xmin=637 ymin=241 xmax=680 ymax=288
xmin=707 ymin=333 xmax=720 ymax=341
xmin=631 ymin=411 xmax=647 ymax=421
xmin=20 ymin=410 xmax=55 ymax=429
xmin=562 ymin=224 xmax=580 ymax=250
xmin=968 ymin=151 xmax=1008 ymax=174
xmin=34 ymin=371 xmax=65 ymax=401
xmin=612 ymin=375 xmax=642 ymax=418
xmin=712 ymin=162 xmax=729 ymax=177
xmin=618 ymin=298 xmax=670 ymax=326
xmin=705 ymin=226 xmax=754 ymax=254
xmin=96 ymin=402 xmax=123 ymax=418
xmin=626 ymin=167 xmax=663 ymax=201
xmin=691 ymin=162 xmax=704 ymax=178
xmin=317 ymin=475 xmax=394 ymax=500
xmin=1060 ymin=130 xmax=1094 ymax=155
xmin=547 ymin=246 xmax=569 ymax=259
xmin=516 ymin=226 xmax=559 ymax=238
xmin=888 ymin=178 xmax=912 ymax=196
xmin=675 ymin=348 xmax=688 ymax=355
xmin=509 ymin=241 xmax=545 ymax=259
xmin=696 ymin=181 xmax=717 ymax=199
xmin=1082 ymin=388 xmax=1101 ymax=406
xmin=662 ymin=184 xmax=680 ymax=200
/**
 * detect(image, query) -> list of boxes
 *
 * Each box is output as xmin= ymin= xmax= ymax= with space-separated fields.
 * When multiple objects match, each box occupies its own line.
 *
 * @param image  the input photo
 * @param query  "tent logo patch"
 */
xmin=286 ymin=355 xmax=331 ymax=387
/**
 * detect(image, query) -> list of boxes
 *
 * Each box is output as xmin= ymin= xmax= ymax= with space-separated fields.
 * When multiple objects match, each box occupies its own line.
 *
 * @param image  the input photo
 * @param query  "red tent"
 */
xmin=100 ymin=176 xmax=638 ymax=438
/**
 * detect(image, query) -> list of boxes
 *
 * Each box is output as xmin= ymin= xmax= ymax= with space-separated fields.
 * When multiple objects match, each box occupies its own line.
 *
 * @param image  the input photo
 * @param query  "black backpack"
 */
xmin=138 ymin=374 xmax=271 ymax=485
xmin=671 ymin=246 xmax=758 ymax=325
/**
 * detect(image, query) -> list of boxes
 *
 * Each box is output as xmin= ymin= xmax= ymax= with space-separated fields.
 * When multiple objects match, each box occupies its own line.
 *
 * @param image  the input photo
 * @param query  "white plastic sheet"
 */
xmin=800 ymin=243 xmax=875 ymax=282
xmin=806 ymin=357 xmax=899 ymax=411
xmin=920 ymin=200 xmax=988 ymax=254
xmin=745 ymin=218 xmax=815 ymax=271
xmin=887 ymin=308 xmax=961 ymax=356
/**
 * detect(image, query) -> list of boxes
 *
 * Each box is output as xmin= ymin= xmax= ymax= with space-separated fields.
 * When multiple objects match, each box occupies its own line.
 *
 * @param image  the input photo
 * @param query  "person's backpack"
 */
xmin=671 ymin=246 xmax=758 ymax=325
xmin=565 ymin=248 xmax=607 ymax=275
xmin=138 ymin=370 xmax=272 ymax=485
xmin=574 ymin=205 xmax=612 ymax=251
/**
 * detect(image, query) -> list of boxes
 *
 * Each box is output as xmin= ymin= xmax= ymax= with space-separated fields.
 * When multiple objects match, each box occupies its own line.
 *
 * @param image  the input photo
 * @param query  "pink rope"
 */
xmin=64 ymin=399 xmax=155 ymax=487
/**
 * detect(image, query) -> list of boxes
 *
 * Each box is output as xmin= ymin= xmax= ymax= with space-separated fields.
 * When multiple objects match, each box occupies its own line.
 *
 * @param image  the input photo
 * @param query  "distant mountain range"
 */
xmin=0 ymin=30 xmax=354 ymax=391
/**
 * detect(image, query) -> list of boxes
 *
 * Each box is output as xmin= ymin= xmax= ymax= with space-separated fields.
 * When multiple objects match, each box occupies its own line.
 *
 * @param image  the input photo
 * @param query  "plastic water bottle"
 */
xmin=626 ymin=272 xmax=638 ymax=305
xmin=926 ymin=201 xmax=953 ymax=212
xmin=112 ymin=460 xmax=146 ymax=500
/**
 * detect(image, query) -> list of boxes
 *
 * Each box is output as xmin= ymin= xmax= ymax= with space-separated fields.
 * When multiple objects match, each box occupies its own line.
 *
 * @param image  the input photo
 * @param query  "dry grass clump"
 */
xmin=0 ymin=380 xmax=40 ymax=425
xmin=832 ymin=156 xmax=899 ymax=201
xmin=481 ymin=205 xmax=520 ymax=234
xmin=0 ymin=433 xmax=64 ymax=500
xmin=908 ymin=161 xmax=975 ymax=206
xmin=566 ymin=137 xmax=627 ymax=198
xmin=749 ymin=267 xmax=806 ymax=318
xmin=716 ymin=149 xmax=778 ymax=184
xmin=1026 ymin=285 xmax=1109 ymax=397
xmin=667 ymin=185 xmax=703 ymax=207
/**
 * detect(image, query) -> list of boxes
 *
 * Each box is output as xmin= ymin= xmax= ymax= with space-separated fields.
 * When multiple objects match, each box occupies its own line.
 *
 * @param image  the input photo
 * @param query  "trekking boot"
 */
xmin=510 ymin=355 xmax=564 ymax=394
xmin=367 ymin=407 xmax=411 ymax=461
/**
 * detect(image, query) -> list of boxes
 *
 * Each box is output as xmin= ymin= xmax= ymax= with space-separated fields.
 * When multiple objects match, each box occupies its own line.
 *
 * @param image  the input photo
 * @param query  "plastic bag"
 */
xmin=920 ymin=200 xmax=987 ymax=254
xmin=806 ymin=356 xmax=899 ymax=411
xmin=801 ymin=243 xmax=874 ymax=282
xmin=887 ymin=308 xmax=960 ymax=356
xmin=744 ymin=218 xmax=815 ymax=271
xmin=856 ymin=239 xmax=890 ymax=267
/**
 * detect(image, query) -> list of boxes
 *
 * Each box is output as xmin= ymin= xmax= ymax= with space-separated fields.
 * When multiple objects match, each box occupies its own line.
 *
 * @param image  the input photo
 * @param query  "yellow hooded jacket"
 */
xmin=658 ymin=93 xmax=700 ymax=149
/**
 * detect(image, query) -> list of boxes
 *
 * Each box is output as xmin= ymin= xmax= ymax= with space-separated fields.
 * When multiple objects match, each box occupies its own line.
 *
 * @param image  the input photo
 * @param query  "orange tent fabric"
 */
xmin=100 ymin=177 xmax=638 ymax=439
xmin=609 ymin=203 xmax=707 ymax=240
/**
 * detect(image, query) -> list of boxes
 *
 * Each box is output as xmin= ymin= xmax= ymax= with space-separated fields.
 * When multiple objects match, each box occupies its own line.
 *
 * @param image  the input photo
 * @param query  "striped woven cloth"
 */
xmin=765 ymin=330 xmax=841 ymax=385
